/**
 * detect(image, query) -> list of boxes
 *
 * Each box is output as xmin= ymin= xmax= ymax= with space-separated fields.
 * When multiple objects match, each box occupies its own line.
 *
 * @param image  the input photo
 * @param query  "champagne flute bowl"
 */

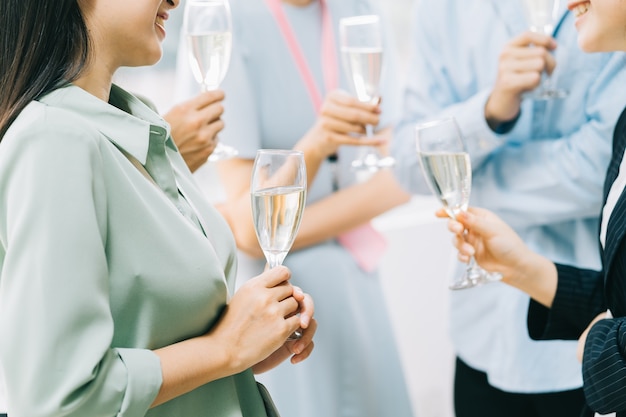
xmin=251 ymin=150 xmax=307 ymax=338
xmin=339 ymin=14 xmax=395 ymax=172
xmin=415 ymin=118 xmax=502 ymax=290
xmin=183 ymin=0 xmax=239 ymax=161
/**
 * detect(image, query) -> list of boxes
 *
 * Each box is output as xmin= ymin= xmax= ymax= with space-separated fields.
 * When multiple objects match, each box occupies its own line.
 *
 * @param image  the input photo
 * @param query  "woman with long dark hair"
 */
xmin=0 ymin=1 xmax=316 ymax=416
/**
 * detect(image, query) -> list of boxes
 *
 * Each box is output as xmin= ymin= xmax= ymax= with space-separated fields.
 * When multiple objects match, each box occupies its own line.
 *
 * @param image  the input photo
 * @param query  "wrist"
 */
xmin=485 ymin=93 xmax=521 ymax=132
xmin=505 ymin=249 xmax=557 ymax=307
xmin=294 ymin=132 xmax=329 ymax=161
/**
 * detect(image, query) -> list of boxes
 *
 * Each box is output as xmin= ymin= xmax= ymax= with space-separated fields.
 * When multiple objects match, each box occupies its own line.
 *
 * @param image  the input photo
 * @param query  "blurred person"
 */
xmin=176 ymin=0 xmax=414 ymax=416
xmin=392 ymin=0 xmax=626 ymax=416
xmin=442 ymin=5 xmax=626 ymax=413
xmin=0 ymin=0 xmax=317 ymax=416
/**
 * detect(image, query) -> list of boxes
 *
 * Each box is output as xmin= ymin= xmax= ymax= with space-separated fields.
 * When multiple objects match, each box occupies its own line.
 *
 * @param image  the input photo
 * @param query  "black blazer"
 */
xmin=528 ymin=107 xmax=626 ymax=416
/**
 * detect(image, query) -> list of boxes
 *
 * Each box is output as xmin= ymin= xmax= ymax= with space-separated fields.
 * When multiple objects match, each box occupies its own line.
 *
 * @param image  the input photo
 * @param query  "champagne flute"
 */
xmin=251 ymin=150 xmax=307 ymax=339
xmin=415 ymin=118 xmax=502 ymax=290
xmin=339 ymin=15 xmax=395 ymax=172
xmin=521 ymin=0 xmax=568 ymax=100
xmin=183 ymin=0 xmax=238 ymax=161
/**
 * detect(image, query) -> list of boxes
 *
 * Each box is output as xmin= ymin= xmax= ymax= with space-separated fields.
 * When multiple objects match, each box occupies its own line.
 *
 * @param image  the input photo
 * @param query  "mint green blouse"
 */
xmin=0 ymin=84 xmax=269 ymax=417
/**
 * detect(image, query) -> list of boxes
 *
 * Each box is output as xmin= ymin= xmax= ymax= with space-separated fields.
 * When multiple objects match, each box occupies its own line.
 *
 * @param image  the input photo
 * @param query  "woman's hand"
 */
xmin=165 ymin=90 xmax=225 ymax=172
xmin=438 ymin=207 xmax=559 ymax=306
xmin=437 ymin=207 xmax=528 ymax=278
xmin=209 ymin=266 xmax=313 ymax=373
xmin=252 ymin=286 xmax=317 ymax=374
xmin=295 ymin=90 xmax=386 ymax=159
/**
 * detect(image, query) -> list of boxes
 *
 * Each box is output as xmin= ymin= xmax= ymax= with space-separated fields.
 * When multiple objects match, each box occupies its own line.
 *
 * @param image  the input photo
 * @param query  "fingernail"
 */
xmin=293 ymin=342 xmax=304 ymax=354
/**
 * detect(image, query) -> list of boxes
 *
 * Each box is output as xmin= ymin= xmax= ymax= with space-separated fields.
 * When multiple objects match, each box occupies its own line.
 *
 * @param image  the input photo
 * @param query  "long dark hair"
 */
xmin=0 ymin=1 xmax=90 ymax=139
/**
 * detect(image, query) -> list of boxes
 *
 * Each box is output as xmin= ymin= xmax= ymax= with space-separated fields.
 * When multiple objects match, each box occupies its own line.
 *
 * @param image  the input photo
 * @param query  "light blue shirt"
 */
xmin=392 ymin=0 xmax=626 ymax=392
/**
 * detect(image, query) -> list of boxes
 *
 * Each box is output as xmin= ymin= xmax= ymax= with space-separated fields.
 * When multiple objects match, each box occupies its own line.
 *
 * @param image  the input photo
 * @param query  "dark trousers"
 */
xmin=455 ymin=357 xmax=592 ymax=417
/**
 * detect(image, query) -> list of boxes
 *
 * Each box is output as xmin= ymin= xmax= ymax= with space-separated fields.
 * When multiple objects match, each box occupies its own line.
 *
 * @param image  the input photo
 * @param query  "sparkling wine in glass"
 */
xmin=339 ymin=15 xmax=395 ymax=172
xmin=521 ymin=0 xmax=568 ymax=100
xmin=251 ymin=150 xmax=307 ymax=339
xmin=184 ymin=0 xmax=238 ymax=161
xmin=415 ymin=118 xmax=502 ymax=290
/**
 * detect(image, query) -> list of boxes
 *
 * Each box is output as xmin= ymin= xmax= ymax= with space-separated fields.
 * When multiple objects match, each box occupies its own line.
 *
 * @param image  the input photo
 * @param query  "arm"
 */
xmin=444 ymin=206 xmax=607 ymax=335
xmin=393 ymin=1 xmax=626 ymax=232
xmin=471 ymin=48 xmax=626 ymax=229
xmin=442 ymin=207 xmax=558 ymax=306
xmin=581 ymin=317 xmax=626 ymax=414
xmin=151 ymin=267 xmax=315 ymax=405
xmin=1 ymin=122 xmax=161 ymax=416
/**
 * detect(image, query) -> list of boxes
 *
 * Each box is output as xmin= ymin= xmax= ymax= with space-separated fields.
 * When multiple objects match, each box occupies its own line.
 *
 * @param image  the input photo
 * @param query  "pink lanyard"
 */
xmin=264 ymin=0 xmax=338 ymax=113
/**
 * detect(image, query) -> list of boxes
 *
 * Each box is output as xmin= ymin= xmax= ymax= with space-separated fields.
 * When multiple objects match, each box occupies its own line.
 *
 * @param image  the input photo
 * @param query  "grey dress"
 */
xmin=178 ymin=0 xmax=415 ymax=416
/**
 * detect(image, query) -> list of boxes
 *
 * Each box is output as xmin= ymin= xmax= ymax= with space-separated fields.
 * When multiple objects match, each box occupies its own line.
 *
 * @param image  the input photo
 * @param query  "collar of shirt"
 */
xmin=37 ymin=83 xmax=176 ymax=166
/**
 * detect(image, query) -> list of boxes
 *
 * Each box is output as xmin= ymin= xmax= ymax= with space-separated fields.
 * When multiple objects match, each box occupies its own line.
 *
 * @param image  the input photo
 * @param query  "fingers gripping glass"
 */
xmin=521 ymin=0 xmax=568 ymax=100
xmin=251 ymin=150 xmax=307 ymax=339
xmin=183 ymin=0 xmax=238 ymax=161
xmin=339 ymin=15 xmax=395 ymax=172
xmin=415 ymin=118 xmax=502 ymax=290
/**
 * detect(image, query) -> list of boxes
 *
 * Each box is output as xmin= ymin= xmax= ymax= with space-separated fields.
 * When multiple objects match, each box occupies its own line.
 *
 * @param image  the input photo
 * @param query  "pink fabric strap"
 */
xmin=264 ymin=0 xmax=338 ymax=112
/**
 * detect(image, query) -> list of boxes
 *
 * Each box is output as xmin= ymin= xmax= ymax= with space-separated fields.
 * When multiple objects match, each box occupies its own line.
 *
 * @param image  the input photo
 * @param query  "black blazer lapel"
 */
xmin=601 ymin=110 xmax=626 ymax=279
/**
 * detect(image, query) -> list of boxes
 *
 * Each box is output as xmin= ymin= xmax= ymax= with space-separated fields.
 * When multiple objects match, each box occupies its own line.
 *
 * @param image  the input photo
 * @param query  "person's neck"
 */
xmin=282 ymin=0 xmax=315 ymax=6
xmin=73 ymin=66 xmax=114 ymax=103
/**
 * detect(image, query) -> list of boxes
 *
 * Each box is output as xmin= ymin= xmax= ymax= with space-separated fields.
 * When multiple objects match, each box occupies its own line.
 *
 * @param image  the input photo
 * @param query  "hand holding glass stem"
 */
xmin=339 ymin=14 xmax=394 ymax=172
xmin=251 ymin=150 xmax=307 ymax=339
xmin=521 ymin=0 xmax=568 ymax=99
xmin=183 ymin=0 xmax=238 ymax=161
xmin=415 ymin=118 xmax=502 ymax=290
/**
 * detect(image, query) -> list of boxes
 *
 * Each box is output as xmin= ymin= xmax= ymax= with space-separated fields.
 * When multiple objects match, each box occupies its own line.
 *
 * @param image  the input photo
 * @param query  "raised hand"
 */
xmin=296 ymin=90 xmax=385 ymax=159
xmin=437 ymin=207 xmax=531 ymax=280
xmin=165 ymin=90 xmax=225 ymax=172
xmin=209 ymin=266 xmax=315 ymax=373
xmin=484 ymin=31 xmax=557 ymax=128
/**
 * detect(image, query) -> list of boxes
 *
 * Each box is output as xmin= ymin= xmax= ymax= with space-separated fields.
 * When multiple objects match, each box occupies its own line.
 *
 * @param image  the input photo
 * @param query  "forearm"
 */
xmin=152 ymin=334 xmax=239 ymax=407
xmin=292 ymin=169 xmax=410 ymax=250
xmin=503 ymin=249 xmax=558 ymax=308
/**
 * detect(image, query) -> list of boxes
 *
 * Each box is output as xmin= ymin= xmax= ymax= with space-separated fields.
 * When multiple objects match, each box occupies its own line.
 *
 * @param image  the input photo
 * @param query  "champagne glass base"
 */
xmin=449 ymin=278 xmax=478 ymax=290
xmin=449 ymin=265 xmax=503 ymax=291
xmin=208 ymin=143 xmax=239 ymax=162
xmin=524 ymin=88 xmax=568 ymax=101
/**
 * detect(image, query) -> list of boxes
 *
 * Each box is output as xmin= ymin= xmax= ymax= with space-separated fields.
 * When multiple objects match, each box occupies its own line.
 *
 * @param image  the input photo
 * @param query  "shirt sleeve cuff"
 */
xmin=115 ymin=348 xmax=163 ymax=416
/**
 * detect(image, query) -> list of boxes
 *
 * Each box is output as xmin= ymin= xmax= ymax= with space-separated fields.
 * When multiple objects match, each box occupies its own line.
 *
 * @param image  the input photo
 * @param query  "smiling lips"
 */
xmin=156 ymin=12 xmax=168 ymax=33
xmin=569 ymin=1 xmax=590 ymax=17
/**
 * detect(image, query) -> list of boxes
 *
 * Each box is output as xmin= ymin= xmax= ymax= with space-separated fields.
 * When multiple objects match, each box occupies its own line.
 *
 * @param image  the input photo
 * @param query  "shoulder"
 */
xmin=2 ymin=100 xmax=103 ymax=156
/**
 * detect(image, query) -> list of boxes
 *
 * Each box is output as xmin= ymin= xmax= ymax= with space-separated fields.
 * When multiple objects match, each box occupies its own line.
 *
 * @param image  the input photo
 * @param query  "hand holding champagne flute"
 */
xmin=251 ymin=150 xmax=307 ymax=339
xmin=339 ymin=14 xmax=394 ymax=172
xmin=183 ymin=0 xmax=238 ymax=161
xmin=521 ymin=0 xmax=568 ymax=99
xmin=415 ymin=118 xmax=502 ymax=290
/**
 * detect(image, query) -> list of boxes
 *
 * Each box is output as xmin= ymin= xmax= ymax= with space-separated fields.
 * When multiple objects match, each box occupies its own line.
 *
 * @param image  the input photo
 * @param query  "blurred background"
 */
xmin=115 ymin=1 xmax=456 ymax=416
